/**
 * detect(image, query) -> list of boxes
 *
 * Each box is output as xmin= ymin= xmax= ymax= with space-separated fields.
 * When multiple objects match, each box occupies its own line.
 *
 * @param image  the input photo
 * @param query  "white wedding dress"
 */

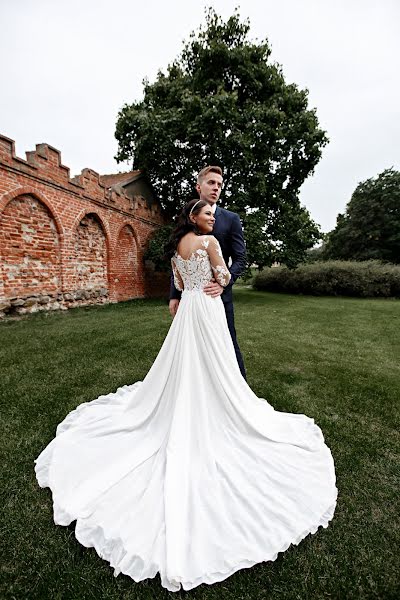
xmin=34 ymin=236 xmax=337 ymax=592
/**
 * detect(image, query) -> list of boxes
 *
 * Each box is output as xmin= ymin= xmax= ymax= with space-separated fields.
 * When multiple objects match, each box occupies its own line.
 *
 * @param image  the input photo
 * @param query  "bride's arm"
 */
xmin=171 ymin=256 xmax=184 ymax=291
xmin=205 ymin=237 xmax=231 ymax=288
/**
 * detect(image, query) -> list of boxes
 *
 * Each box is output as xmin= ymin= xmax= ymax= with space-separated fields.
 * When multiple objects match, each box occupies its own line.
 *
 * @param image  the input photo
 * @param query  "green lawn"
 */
xmin=1 ymin=288 xmax=399 ymax=600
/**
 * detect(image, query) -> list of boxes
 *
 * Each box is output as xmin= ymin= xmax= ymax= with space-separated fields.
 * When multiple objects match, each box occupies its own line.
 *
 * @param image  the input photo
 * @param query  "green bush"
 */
xmin=253 ymin=260 xmax=400 ymax=298
xmin=143 ymin=225 xmax=173 ymax=272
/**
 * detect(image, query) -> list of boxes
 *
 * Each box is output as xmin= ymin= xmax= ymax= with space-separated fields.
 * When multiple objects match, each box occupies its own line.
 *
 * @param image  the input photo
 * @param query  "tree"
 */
xmin=323 ymin=168 xmax=400 ymax=264
xmin=115 ymin=9 xmax=326 ymax=269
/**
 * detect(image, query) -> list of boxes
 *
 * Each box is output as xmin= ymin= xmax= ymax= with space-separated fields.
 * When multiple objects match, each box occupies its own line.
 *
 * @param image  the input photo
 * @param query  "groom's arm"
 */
xmin=169 ymin=272 xmax=182 ymax=301
xmin=226 ymin=214 xmax=246 ymax=288
xmin=169 ymin=268 xmax=182 ymax=318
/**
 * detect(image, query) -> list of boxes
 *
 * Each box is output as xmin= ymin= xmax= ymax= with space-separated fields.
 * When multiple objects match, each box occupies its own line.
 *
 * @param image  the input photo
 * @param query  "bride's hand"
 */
xmin=169 ymin=299 xmax=180 ymax=318
xmin=203 ymin=279 xmax=224 ymax=298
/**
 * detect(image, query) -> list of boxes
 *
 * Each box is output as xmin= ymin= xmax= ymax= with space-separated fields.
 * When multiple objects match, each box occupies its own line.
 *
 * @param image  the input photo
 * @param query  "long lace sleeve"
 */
xmin=171 ymin=256 xmax=184 ymax=292
xmin=204 ymin=237 xmax=231 ymax=287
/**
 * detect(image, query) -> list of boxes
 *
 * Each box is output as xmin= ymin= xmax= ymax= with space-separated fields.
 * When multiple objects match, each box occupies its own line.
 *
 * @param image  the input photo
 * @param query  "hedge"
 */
xmin=253 ymin=260 xmax=400 ymax=298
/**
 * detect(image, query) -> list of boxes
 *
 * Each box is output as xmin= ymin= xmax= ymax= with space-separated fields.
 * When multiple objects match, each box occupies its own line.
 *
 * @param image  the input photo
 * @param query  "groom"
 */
xmin=169 ymin=166 xmax=247 ymax=379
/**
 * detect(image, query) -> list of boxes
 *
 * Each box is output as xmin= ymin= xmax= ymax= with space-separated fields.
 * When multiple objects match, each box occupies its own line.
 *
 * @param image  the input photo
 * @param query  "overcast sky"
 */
xmin=1 ymin=0 xmax=399 ymax=232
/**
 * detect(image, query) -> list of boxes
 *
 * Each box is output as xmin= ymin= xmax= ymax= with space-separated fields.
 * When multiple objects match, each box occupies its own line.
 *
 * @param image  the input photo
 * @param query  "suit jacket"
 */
xmin=169 ymin=206 xmax=246 ymax=304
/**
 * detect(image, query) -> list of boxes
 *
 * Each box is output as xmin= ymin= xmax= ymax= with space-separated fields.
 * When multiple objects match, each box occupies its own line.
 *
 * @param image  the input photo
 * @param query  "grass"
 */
xmin=1 ymin=288 xmax=399 ymax=600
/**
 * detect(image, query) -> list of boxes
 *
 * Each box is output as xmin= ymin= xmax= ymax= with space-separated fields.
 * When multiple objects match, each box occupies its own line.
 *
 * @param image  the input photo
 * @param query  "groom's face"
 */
xmin=196 ymin=172 xmax=223 ymax=205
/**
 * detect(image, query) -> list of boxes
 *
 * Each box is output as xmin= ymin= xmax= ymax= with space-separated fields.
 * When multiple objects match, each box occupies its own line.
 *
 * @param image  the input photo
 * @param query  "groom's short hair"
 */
xmin=197 ymin=165 xmax=223 ymax=184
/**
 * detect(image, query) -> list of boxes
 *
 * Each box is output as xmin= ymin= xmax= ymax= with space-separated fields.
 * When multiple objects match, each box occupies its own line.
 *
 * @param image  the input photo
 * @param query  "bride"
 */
xmin=34 ymin=199 xmax=337 ymax=592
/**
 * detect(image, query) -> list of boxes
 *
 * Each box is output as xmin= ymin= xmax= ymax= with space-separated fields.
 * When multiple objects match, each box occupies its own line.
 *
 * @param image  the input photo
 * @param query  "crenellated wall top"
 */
xmin=0 ymin=134 xmax=165 ymax=224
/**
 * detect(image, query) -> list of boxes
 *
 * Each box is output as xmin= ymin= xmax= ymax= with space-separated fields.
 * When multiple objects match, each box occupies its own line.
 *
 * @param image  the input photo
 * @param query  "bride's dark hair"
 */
xmin=164 ymin=199 xmax=208 ymax=259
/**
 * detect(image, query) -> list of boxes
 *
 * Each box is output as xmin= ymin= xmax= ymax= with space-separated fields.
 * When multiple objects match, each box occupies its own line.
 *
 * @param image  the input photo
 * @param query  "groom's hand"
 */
xmin=203 ymin=280 xmax=224 ymax=298
xmin=169 ymin=299 xmax=180 ymax=318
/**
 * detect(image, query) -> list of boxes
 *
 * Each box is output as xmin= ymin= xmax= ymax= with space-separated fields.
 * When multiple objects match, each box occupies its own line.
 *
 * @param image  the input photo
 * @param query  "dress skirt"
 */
xmin=35 ymin=289 xmax=337 ymax=592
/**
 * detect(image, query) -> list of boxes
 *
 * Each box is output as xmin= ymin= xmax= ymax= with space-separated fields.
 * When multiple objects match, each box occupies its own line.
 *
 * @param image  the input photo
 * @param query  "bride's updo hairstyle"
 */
xmin=164 ymin=199 xmax=208 ymax=259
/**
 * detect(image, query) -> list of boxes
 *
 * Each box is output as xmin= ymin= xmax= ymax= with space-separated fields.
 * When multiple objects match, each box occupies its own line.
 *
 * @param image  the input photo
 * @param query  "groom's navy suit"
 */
xmin=170 ymin=206 xmax=247 ymax=379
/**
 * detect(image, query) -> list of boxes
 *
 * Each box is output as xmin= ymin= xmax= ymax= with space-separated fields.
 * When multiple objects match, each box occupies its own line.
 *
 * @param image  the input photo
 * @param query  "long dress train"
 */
xmin=34 ymin=236 xmax=337 ymax=592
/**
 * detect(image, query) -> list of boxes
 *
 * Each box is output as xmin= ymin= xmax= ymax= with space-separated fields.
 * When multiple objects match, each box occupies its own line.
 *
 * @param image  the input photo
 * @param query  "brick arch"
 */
xmin=115 ymin=221 xmax=140 ymax=247
xmin=113 ymin=224 xmax=140 ymax=301
xmin=70 ymin=212 xmax=109 ymax=298
xmin=71 ymin=208 xmax=111 ymax=243
xmin=70 ymin=208 xmax=112 ymax=283
xmin=0 ymin=186 xmax=64 ymax=238
xmin=0 ymin=191 xmax=62 ymax=301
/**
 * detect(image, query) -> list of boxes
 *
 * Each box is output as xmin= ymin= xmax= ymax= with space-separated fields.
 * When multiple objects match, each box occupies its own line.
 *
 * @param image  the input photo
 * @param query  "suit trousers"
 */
xmin=222 ymin=299 xmax=247 ymax=380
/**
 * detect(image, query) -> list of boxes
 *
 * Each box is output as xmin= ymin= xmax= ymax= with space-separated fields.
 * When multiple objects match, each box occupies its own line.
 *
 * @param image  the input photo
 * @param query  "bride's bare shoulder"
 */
xmin=177 ymin=232 xmax=199 ymax=256
xmin=181 ymin=232 xmax=196 ymax=242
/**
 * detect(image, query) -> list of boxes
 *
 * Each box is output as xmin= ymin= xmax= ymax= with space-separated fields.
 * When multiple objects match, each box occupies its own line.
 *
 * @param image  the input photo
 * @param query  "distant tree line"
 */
xmin=312 ymin=168 xmax=400 ymax=265
xmin=259 ymin=167 xmax=400 ymax=298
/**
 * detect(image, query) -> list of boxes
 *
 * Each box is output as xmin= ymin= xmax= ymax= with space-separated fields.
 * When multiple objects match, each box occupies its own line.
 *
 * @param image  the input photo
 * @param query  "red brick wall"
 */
xmin=71 ymin=214 xmax=108 ymax=296
xmin=114 ymin=225 xmax=139 ymax=300
xmin=0 ymin=134 xmax=169 ymax=317
xmin=0 ymin=194 xmax=62 ymax=301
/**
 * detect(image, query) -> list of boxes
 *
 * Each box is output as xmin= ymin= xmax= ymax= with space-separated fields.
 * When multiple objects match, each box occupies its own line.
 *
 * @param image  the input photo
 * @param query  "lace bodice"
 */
xmin=171 ymin=237 xmax=231 ymax=292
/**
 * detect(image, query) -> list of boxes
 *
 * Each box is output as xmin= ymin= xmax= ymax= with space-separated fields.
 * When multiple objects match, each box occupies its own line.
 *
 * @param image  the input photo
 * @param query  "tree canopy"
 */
xmin=115 ymin=9 xmax=327 ymax=268
xmin=323 ymin=168 xmax=400 ymax=264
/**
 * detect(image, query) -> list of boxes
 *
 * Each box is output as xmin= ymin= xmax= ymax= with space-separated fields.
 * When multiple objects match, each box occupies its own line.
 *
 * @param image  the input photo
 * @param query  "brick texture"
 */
xmin=0 ymin=134 xmax=169 ymax=317
xmin=114 ymin=225 xmax=140 ymax=300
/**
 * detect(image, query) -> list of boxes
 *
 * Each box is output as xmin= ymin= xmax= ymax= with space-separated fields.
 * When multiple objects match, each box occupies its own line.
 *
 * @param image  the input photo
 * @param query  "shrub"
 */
xmin=253 ymin=260 xmax=400 ymax=298
xmin=143 ymin=225 xmax=173 ymax=272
